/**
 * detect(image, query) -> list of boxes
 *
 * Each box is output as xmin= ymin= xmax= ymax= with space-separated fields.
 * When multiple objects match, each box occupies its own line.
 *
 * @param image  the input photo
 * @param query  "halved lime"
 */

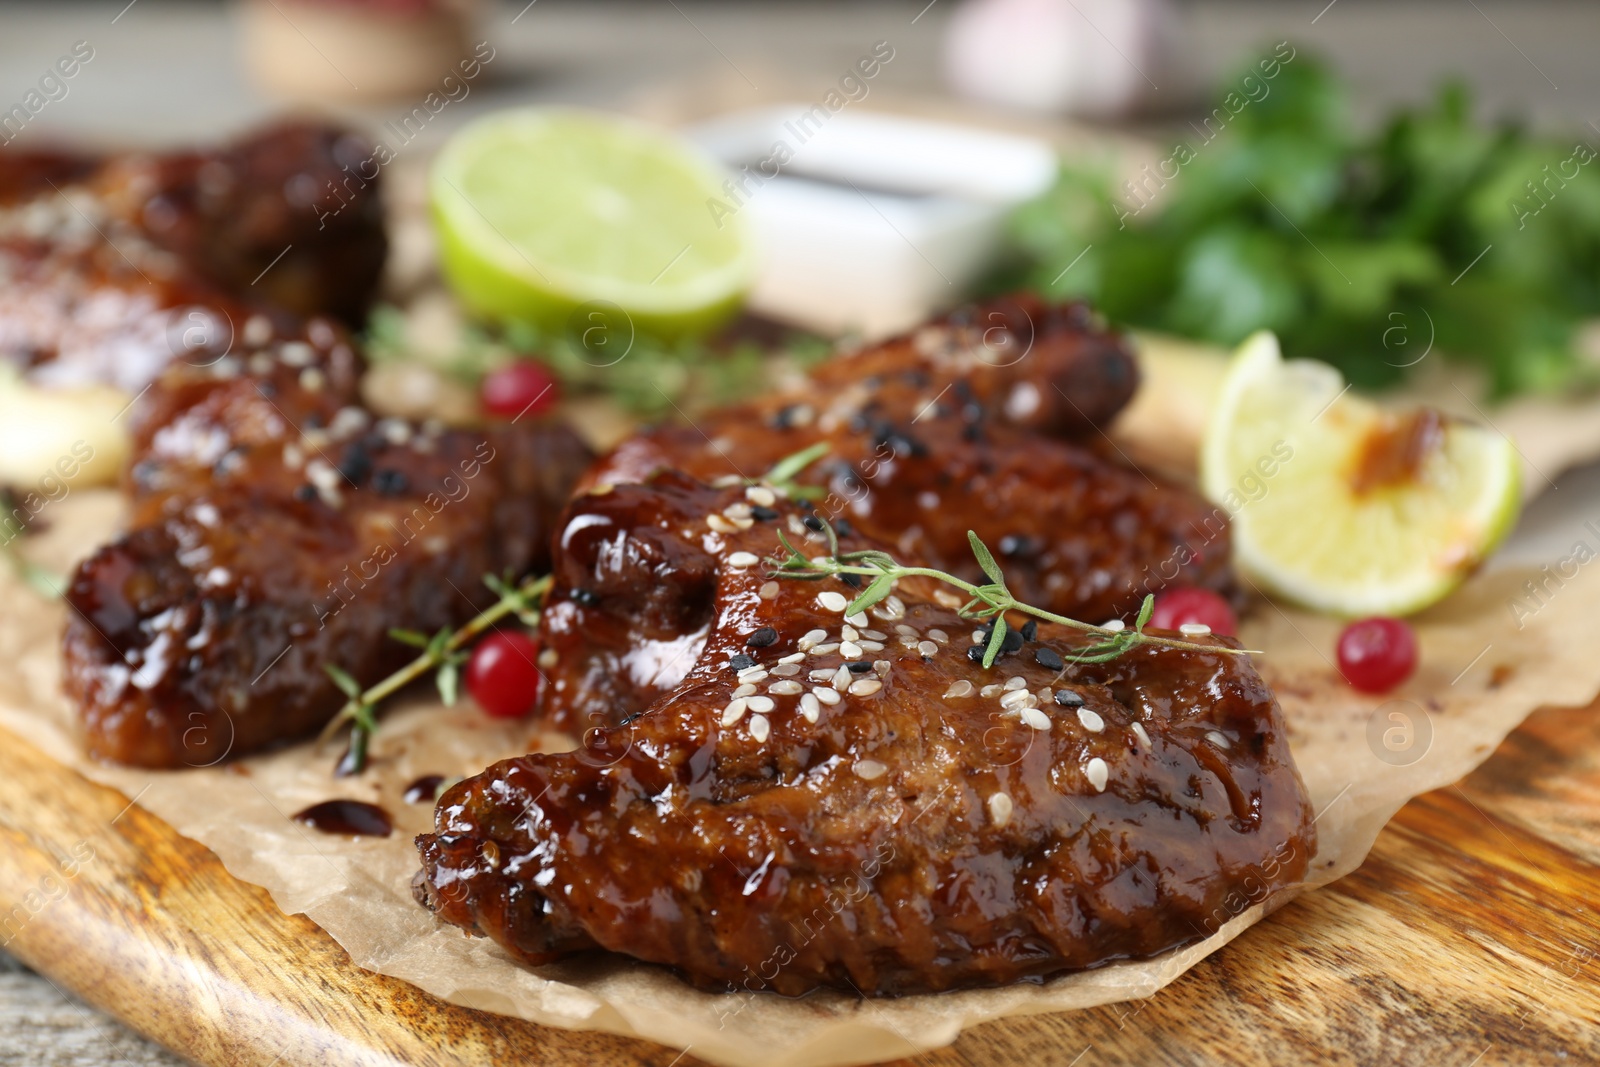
xmin=430 ymin=109 xmax=753 ymax=340
xmin=1200 ymin=332 xmax=1521 ymax=616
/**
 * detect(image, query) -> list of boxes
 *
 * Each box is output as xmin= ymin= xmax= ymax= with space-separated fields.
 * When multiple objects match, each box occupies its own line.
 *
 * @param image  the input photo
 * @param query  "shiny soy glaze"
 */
xmin=403 ymin=775 xmax=447 ymax=804
xmin=294 ymin=799 xmax=392 ymax=838
xmin=415 ymin=472 xmax=1316 ymax=997
xmin=585 ymin=293 xmax=1231 ymax=625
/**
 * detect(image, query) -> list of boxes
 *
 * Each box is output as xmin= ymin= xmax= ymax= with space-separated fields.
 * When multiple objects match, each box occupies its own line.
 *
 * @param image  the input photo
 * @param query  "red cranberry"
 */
xmin=1149 ymin=587 xmax=1238 ymax=637
xmin=481 ymin=360 xmax=558 ymax=420
xmin=1337 ymin=617 xmax=1417 ymax=693
xmin=465 ymin=630 xmax=542 ymax=718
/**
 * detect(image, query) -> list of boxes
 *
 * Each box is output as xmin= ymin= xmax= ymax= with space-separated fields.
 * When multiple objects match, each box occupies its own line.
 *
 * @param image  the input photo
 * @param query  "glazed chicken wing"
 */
xmin=590 ymin=294 xmax=1230 ymax=625
xmin=414 ymin=473 xmax=1314 ymax=995
xmin=62 ymin=318 xmax=591 ymax=767
xmin=0 ymin=121 xmax=385 ymax=391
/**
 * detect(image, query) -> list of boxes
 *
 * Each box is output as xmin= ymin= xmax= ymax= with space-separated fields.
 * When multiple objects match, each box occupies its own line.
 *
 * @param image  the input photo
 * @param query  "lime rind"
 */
xmin=1201 ymin=331 xmax=1523 ymax=617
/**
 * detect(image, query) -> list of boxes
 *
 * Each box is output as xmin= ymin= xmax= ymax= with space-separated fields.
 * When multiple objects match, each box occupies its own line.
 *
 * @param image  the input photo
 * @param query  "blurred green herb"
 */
xmin=1001 ymin=52 xmax=1600 ymax=397
xmin=0 ymin=489 xmax=62 ymax=598
xmin=366 ymin=305 xmax=832 ymax=419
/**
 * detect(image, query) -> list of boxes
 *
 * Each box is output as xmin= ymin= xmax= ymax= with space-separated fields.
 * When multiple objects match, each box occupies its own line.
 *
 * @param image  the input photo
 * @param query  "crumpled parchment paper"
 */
xmin=1 ymin=469 xmax=1596 ymax=1066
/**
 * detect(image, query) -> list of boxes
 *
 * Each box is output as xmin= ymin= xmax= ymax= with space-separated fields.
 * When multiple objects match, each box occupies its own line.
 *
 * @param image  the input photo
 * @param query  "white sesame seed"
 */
xmin=1206 ymin=730 xmax=1231 ymax=749
xmin=1021 ymin=707 xmax=1052 ymax=730
xmin=248 ymin=353 xmax=274 ymax=376
xmin=883 ymin=596 xmax=907 ymax=619
xmin=933 ymin=591 xmax=962 ymax=610
xmin=1131 ymin=722 xmax=1152 ymax=748
xmin=721 ymin=699 xmax=748 ymax=726
xmin=818 ymin=591 xmax=848 ymax=612
xmin=746 ymin=696 xmax=775 ymax=713
xmin=873 ymin=660 xmax=891 ymax=675
xmin=972 ymin=630 xmax=985 ymax=644
xmin=831 ymin=666 xmax=852 ymax=689
xmin=770 ymin=663 xmax=801 ymax=677
xmin=845 ymin=612 xmax=868 ymax=627
xmin=988 ymin=792 xmax=1014 ymax=828
xmin=800 ymin=693 xmax=821 ymax=722
xmin=778 ymin=652 xmax=806 ymax=664
xmin=943 ymin=680 xmax=974 ymax=699
xmin=853 ymin=760 xmax=887 ymax=780
xmin=858 ymin=641 xmax=884 ymax=652
xmin=759 ymin=581 xmax=780 ymax=600
xmin=917 ymin=640 xmax=938 ymax=657
xmin=928 ymin=629 xmax=950 ymax=644
xmin=298 ymin=367 xmax=325 ymax=392
xmin=280 ymin=341 xmax=315 ymax=367
xmin=861 ymin=629 xmax=887 ymax=641
xmin=707 ymin=514 xmax=737 ymax=534
xmin=723 ymin=502 xmax=753 ymax=520
xmin=809 ymin=643 xmax=841 ymax=656
xmin=1085 ymin=757 xmax=1109 ymax=792
xmin=797 ymin=629 xmax=827 ymax=651
xmin=839 ymin=641 xmax=863 ymax=660
xmin=1077 ymin=707 xmax=1105 ymax=733
xmin=244 ymin=315 xmax=272 ymax=346
xmin=840 ymin=624 xmax=860 ymax=642
xmin=537 ymin=649 xmax=558 ymax=669
xmin=813 ymin=687 xmax=841 ymax=705
xmin=749 ymin=714 xmax=771 ymax=742
xmin=1180 ymin=622 xmax=1213 ymax=636
xmin=712 ymin=474 xmax=742 ymax=488
xmin=899 ymin=635 xmax=921 ymax=650
xmin=1004 ymin=676 xmax=1028 ymax=691
xmin=769 ymin=680 xmax=803 ymax=695
xmin=737 ymin=668 xmax=769 ymax=684
xmin=1101 ymin=619 xmax=1126 ymax=632
xmin=727 ymin=552 xmax=759 ymax=568
xmin=808 ymin=668 xmax=835 ymax=682
xmin=733 ymin=684 xmax=757 ymax=698
xmin=980 ymin=684 xmax=1002 ymax=698
xmin=895 ymin=625 xmax=920 ymax=637
xmin=848 ymin=678 xmax=883 ymax=696
xmin=377 ymin=418 xmax=412 ymax=446
xmin=1000 ymin=689 xmax=1032 ymax=710
xmin=745 ymin=485 xmax=776 ymax=507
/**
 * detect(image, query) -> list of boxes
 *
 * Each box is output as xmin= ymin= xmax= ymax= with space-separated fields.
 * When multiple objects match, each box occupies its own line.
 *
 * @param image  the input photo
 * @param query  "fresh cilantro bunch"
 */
xmin=1003 ymin=53 xmax=1600 ymax=396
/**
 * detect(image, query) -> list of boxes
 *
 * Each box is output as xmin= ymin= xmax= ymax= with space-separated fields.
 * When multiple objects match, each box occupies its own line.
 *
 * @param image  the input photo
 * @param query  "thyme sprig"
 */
xmin=320 ymin=572 xmax=552 ymax=775
xmin=766 ymin=520 xmax=1254 ymax=667
xmin=0 ymin=489 xmax=62 ymax=599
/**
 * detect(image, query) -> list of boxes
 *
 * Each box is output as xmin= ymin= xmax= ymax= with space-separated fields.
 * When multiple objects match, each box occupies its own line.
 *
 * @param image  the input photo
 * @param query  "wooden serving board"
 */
xmin=2 ymin=700 xmax=1598 ymax=1067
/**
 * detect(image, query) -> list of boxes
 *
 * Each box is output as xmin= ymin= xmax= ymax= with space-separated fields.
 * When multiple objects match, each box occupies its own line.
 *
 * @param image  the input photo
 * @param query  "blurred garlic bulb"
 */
xmin=943 ymin=0 xmax=1184 ymax=118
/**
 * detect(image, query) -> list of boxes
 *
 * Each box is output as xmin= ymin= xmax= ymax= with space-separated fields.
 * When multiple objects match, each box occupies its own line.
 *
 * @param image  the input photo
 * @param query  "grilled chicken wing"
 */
xmin=414 ymin=472 xmax=1314 ymax=995
xmin=0 ymin=121 xmax=385 ymax=391
xmin=589 ymin=294 xmax=1230 ymax=625
xmin=62 ymin=318 xmax=591 ymax=767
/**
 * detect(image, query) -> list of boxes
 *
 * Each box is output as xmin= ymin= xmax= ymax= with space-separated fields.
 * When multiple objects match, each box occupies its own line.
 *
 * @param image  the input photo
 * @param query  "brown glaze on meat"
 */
xmin=0 ymin=121 xmax=385 ymax=391
xmin=62 ymin=322 xmax=592 ymax=767
xmin=587 ymin=294 xmax=1229 ymax=624
xmin=414 ymin=473 xmax=1315 ymax=995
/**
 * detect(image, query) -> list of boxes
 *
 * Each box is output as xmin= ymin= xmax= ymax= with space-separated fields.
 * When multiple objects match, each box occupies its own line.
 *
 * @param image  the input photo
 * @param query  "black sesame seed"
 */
xmin=840 ymin=572 xmax=862 ymax=589
xmin=771 ymin=404 xmax=801 ymax=429
xmin=1035 ymin=647 xmax=1064 ymax=671
xmin=294 ymin=483 xmax=317 ymax=502
xmin=729 ymin=653 xmax=756 ymax=671
xmin=803 ymin=516 xmax=825 ymax=532
xmin=750 ymin=505 xmax=779 ymax=521
xmin=571 ymin=588 xmax=600 ymax=607
xmin=1020 ymin=618 xmax=1038 ymax=641
xmin=338 ymin=441 xmax=372 ymax=483
xmin=746 ymin=627 xmax=778 ymax=648
xmin=1001 ymin=630 xmax=1023 ymax=654
xmin=846 ymin=661 xmax=874 ymax=674
xmin=834 ymin=517 xmax=855 ymax=537
xmin=372 ymin=468 xmax=409 ymax=496
xmin=967 ymin=645 xmax=986 ymax=664
xmin=1054 ymin=689 xmax=1085 ymax=708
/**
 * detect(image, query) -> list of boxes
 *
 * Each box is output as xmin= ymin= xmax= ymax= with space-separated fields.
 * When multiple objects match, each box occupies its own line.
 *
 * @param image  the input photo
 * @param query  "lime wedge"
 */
xmin=1200 ymin=331 xmax=1521 ymax=616
xmin=430 ymin=109 xmax=752 ymax=340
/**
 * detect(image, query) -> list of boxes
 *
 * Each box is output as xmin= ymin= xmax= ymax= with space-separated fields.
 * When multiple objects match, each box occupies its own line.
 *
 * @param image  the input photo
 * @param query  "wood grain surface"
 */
xmin=2 ymin=698 xmax=1597 ymax=1067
